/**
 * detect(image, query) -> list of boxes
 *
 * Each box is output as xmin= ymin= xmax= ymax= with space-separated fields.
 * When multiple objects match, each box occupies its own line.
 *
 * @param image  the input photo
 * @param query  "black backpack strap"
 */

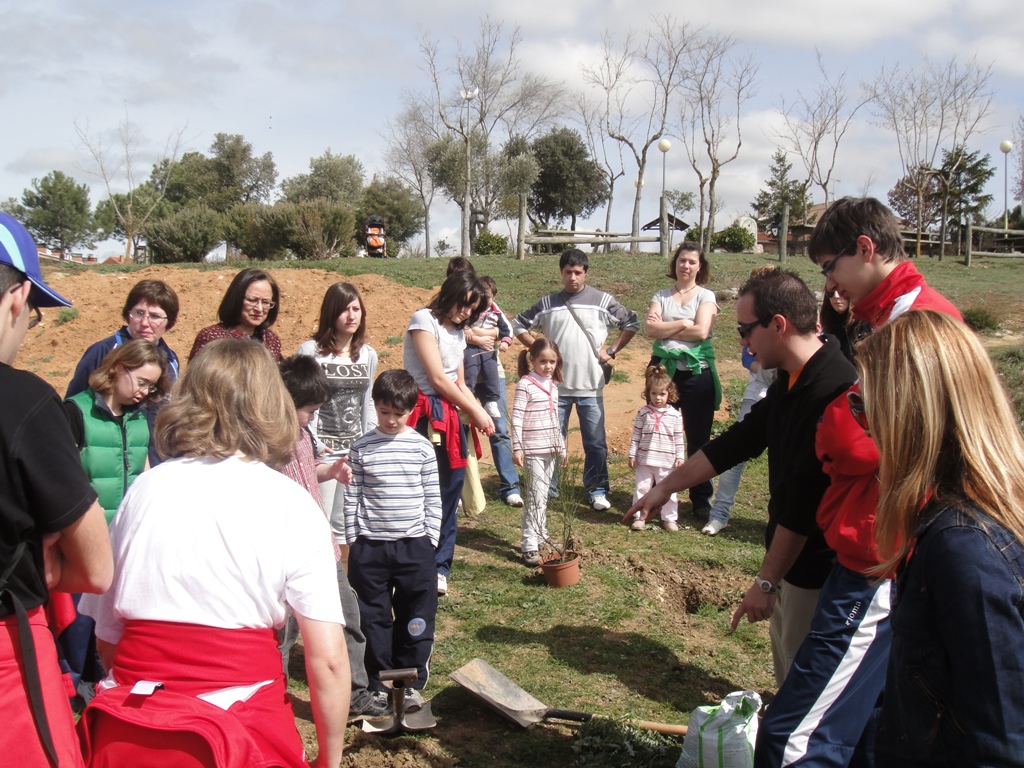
xmin=1 ymin=541 xmax=60 ymax=767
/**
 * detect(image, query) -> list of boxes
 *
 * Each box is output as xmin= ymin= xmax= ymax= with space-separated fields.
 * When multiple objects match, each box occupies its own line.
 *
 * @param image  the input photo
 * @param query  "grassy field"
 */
xmin=57 ymin=249 xmax=1024 ymax=766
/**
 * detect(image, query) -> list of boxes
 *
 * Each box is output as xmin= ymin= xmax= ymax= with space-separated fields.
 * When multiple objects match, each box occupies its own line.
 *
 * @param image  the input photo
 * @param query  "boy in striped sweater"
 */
xmin=627 ymin=366 xmax=686 ymax=531
xmin=345 ymin=369 xmax=441 ymax=709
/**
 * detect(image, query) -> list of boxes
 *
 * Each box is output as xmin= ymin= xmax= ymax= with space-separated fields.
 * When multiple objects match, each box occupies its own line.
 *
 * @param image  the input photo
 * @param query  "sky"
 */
xmin=2 ymin=0 xmax=1022 ymax=258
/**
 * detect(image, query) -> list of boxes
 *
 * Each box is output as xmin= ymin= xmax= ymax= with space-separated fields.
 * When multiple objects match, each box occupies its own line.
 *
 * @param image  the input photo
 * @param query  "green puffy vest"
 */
xmin=67 ymin=390 xmax=149 ymax=524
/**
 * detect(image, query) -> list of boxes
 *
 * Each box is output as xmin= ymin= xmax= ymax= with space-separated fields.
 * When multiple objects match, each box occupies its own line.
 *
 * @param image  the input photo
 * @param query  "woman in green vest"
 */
xmin=60 ymin=338 xmax=170 ymax=704
xmin=64 ymin=339 xmax=171 ymax=522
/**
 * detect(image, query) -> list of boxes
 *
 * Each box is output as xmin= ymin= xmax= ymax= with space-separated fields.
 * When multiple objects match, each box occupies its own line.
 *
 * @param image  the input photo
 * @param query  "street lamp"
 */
xmin=658 ymin=138 xmax=672 ymax=256
xmin=1001 ymin=139 xmax=1014 ymax=230
xmin=460 ymin=87 xmax=479 ymax=257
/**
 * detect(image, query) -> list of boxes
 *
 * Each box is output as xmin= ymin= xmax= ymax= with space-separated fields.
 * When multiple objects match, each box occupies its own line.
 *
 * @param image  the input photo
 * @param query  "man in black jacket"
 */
xmin=627 ymin=269 xmax=856 ymax=687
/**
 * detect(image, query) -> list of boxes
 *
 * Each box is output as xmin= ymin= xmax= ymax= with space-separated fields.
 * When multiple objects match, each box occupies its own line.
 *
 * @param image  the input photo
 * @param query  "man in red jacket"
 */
xmin=754 ymin=198 xmax=961 ymax=768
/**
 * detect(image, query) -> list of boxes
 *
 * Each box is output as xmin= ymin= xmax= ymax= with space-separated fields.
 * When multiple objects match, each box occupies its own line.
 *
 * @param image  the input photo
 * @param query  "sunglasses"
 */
xmin=737 ymin=319 xmax=766 ymax=339
xmin=27 ymin=303 xmax=43 ymax=330
xmin=820 ymin=243 xmax=857 ymax=278
xmin=846 ymin=390 xmax=869 ymax=431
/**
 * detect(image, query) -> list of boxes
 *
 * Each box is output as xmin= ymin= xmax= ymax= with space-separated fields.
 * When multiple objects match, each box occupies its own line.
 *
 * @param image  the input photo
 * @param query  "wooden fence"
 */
xmin=964 ymin=223 xmax=1024 ymax=266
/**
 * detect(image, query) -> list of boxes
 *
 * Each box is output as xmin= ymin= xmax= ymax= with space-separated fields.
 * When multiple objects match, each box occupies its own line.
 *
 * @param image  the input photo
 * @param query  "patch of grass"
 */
xmin=991 ymin=344 xmax=1024 ymax=430
xmin=385 ymin=335 xmax=403 ymax=345
xmin=962 ymin=306 xmax=1000 ymax=331
xmin=55 ymin=307 xmax=79 ymax=325
xmin=611 ymin=369 xmax=631 ymax=384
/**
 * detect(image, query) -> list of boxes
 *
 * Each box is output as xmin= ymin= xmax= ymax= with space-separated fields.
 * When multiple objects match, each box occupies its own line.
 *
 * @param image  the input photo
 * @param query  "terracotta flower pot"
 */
xmin=540 ymin=554 xmax=580 ymax=588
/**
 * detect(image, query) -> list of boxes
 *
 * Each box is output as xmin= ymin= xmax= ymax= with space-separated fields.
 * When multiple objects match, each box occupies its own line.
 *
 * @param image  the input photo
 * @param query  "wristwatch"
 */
xmin=605 ymin=347 xmax=617 ymax=359
xmin=754 ymin=576 xmax=778 ymax=594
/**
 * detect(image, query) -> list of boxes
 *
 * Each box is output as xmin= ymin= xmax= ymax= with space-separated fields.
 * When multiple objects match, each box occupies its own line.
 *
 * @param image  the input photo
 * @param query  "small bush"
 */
xmin=713 ymin=223 xmax=756 ymax=253
xmin=55 ymin=308 xmax=79 ymax=326
xmin=473 ymin=230 xmax=509 ymax=256
xmin=962 ymin=306 xmax=1000 ymax=332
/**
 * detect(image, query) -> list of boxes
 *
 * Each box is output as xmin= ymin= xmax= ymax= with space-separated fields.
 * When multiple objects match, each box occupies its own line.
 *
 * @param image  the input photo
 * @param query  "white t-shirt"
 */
xmin=650 ymin=287 xmax=719 ymax=353
xmin=296 ymin=340 xmax=378 ymax=457
xmin=81 ymin=455 xmax=344 ymax=645
xmin=403 ymin=308 xmax=466 ymax=396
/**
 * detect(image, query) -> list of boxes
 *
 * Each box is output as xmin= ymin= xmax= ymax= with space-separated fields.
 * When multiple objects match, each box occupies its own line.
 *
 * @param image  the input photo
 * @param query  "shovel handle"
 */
xmin=634 ymin=720 xmax=689 ymax=736
xmin=543 ymin=708 xmax=593 ymax=723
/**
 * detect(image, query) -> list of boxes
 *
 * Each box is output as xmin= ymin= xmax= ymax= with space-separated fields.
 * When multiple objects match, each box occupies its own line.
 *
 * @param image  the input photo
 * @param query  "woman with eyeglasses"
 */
xmin=853 ymin=310 xmax=1024 ymax=765
xmin=189 ymin=268 xmax=283 ymax=362
xmin=68 ymin=279 xmax=180 ymax=467
xmin=645 ymin=241 xmax=721 ymax=522
xmin=60 ymin=338 xmax=170 ymax=707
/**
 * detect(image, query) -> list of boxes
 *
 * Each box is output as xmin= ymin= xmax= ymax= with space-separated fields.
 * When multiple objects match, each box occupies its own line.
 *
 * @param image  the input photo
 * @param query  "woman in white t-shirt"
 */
xmin=645 ymin=241 xmax=721 ymax=521
xmin=79 ymin=338 xmax=349 ymax=768
xmin=297 ymin=282 xmax=379 ymax=540
xmin=403 ymin=271 xmax=495 ymax=595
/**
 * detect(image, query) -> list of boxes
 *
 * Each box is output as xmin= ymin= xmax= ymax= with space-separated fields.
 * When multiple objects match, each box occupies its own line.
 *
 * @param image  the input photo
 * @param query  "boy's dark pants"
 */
xmin=348 ymin=536 xmax=438 ymax=690
xmin=464 ymin=346 xmax=501 ymax=403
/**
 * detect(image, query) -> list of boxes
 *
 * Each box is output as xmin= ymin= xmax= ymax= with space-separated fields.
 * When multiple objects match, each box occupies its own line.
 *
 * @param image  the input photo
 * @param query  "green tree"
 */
xmin=20 ymin=171 xmax=95 ymax=258
xmin=931 ymin=145 xmax=994 ymax=258
xmin=355 ymin=175 xmax=424 ymax=253
xmin=285 ymin=199 xmax=356 ymax=260
xmin=527 ymin=128 xmax=608 ymax=230
xmin=750 ymin=150 xmax=810 ymax=226
xmin=223 ymin=203 xmax=294 ymax=261
xmin=712 ymin=222 xmax=756 ymax=252
xmin=887 ymin=167 xmax=942 ymax=232
xmin=94 ymin=182 xmax=174 ymax=260
xmin=164 ymin=134 xmax=277 ymax=212
xmin=144 ymin=206 xmax=222 ymax=263
xmin=281 ymin=150 xmax=364 ymax=204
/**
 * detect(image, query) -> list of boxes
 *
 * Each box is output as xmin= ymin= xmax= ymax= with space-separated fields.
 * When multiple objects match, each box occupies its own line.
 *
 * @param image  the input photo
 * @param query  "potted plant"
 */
xmin=538 ymin=455 xmax=585 ymax=588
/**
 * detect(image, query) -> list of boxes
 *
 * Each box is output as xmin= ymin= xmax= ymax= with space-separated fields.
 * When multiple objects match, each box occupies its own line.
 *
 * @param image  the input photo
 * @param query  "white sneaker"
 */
xmin=484 ymin=401 xmax=501 ymax=418
xmin=437 ymin=573 xmax=448 ymax=595
xmin=630 ymin=519 xmax=646 ymax=531
xmin=702 ymin=519 xmax=727 ymax=536
xmin=591 ymin=495 xmax=611 ymax=511
xmin=505 ymin=493 xmax=524 ymax=507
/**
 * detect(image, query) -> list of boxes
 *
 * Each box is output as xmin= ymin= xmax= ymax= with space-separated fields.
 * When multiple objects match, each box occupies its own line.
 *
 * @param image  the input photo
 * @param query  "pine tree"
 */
xmin=750 ymin=150 xmax=810 ymax=226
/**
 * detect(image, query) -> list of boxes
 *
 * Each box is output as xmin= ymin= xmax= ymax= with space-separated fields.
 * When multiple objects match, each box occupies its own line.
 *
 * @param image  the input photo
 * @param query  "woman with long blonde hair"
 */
xmin=855 ymin=310 xmax=1024 ymax=765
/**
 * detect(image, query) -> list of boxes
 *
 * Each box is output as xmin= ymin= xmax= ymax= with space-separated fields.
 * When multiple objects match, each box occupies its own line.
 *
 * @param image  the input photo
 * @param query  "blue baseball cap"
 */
xmin=0 ymin=213 xmax=72 ymax=308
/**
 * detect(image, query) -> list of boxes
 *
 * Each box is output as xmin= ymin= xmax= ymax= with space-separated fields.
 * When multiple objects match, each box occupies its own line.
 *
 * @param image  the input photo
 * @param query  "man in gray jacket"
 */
xmin=514 ymin=249 xmax=639 ymax=510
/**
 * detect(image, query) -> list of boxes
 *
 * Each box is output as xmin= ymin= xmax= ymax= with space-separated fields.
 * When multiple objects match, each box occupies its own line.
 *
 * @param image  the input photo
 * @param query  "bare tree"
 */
xmin=581 ymin=16 xmax=697 ymax=249
xmin=678 ymin=33 xmax=758 ymax=252
xmin=1014 ymin=114 xmax=1024 ymax=203
xmin=76 ymin=110 xmax=186 ymax=262
xmin=384 ymin=95 xmax=441 ymax=257
xmin=868 ymin=55 xmax=993 ymax=257
xmin=421 ymin=16 xmax=563 ymax=255
xmin=574 ymin=92 xmax=626 ymax=251
xmin=776 ymin=50 xmax=866 ymax=215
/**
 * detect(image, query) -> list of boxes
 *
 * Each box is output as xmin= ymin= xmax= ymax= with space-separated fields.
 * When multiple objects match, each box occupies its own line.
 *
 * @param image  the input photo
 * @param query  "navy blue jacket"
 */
xmin=877 ymin=499 xmax=1024 ymax=766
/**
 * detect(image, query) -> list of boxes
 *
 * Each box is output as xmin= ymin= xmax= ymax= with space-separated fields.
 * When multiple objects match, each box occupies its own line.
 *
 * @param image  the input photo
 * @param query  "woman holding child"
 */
xmin=297 ymin=282 xmax=379 ymax=536
xmin=79 ymin=338 xmax=349 ymax=768
xmin=856 ymin=311 xmax=1024 ymax=765
xmin=403 ymin=270 xmax=495 ymax=595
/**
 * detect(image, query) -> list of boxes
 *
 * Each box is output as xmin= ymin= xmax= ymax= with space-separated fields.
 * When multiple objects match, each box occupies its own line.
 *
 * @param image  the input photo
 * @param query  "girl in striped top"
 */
xmin=511 ymin=339 xmax=565 ymax=567
xmin=628 ymin=366 xmax=686 ymax=531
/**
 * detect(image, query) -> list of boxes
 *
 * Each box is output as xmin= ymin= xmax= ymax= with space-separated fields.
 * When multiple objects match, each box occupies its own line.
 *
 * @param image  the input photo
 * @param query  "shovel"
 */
xmin=450 ymin=657 xmax=688 ymax=736
xmin=360 ymin=667 xmax=437 ymax=735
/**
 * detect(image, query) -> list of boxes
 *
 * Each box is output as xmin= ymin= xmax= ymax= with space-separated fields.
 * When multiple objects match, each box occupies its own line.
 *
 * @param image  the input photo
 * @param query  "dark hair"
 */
xmin=371 ymin=368 xmax=419 ymax=412
xmin=0 ymin=263 xmax=25 ymax=296
xmin=643 ymin=364 xmax=678 ymax=403
xmin=479 ymin=275 xmax=498 ymax=299
xmin=667 ymin=241 xmax=712 ymax=285
xmin=559 ymin=248 xmax=589 ymax=272
xmin=428 ymin=271 xmax=487 ymax=330
xmin=517 ymin=338 xmax=563 ymax=382
xmin=217 ymin=269 xmax=280 ymax=333
xmin=122 ymin=280 xmax=180 ymax=330
xmin=819 ymin=291 xmax=851 ymax=337
xmin=446 ymin=256 xmax=476 ymax=277
xmin=279 ymin=354 xmax=331 ymax=410
xmin=808 ymin=197 xmax=905 ymax=264
xmin=312 ymin=282 xmax=367 ymax=358
xmin=738 ymin=269 xmax=818 ymax=335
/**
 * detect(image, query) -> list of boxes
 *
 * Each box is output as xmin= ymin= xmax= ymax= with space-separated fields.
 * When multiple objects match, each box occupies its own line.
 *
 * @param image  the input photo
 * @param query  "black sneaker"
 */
xmin=348 ymin=690 xmax=392 ymax=721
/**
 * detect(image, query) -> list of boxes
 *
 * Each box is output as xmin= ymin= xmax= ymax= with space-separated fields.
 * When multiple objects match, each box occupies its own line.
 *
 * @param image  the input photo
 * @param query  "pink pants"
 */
xmin=632 ymin=464 xmax=678 ymax=522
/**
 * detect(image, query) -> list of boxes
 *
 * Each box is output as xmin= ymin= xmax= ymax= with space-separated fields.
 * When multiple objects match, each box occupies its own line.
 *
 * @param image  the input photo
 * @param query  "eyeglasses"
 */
xmin=27 ymin=303 xmax=43 ymax=330
xmin=124 ymin=366 xmax=158 ymax=396
xmin=820 ymin=244 xmax=857 ymax=278
xmin=243 ymin=296 xmax=275 ymax=309
xmin=737 ymin=319 xmax=767 ymax=339
xmin=846 ymin=390 xmax=869 ymax=431
xmin=128 ymin=308 xmax=168 ymax=325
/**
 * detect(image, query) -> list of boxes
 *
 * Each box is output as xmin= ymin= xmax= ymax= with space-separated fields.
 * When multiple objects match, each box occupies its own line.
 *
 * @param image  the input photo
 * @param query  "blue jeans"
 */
xmin=554 ymin=395 xmax=608 ymax=502
xmin=708 ymin=398 xmax=755 ymax=525
xmin=489 ymin=378 xmax=520 ymax=500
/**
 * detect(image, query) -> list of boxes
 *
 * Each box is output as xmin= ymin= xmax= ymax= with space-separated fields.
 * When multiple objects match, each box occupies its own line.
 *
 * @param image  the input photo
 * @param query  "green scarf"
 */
xmin=652 ymin=338 xmax=722 ymax=409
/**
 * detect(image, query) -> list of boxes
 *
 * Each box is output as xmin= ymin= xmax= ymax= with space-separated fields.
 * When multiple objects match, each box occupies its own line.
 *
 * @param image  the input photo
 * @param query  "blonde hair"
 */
xmin=88 ymin=339 xmax=170 ymax=403
xmin=642 ymin=365 xmax=678 ymax=403
xmin=155 ymin=338 xmax=297 ymax=468
xmin=857 ymin=311 xmax=1024 ymax=574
